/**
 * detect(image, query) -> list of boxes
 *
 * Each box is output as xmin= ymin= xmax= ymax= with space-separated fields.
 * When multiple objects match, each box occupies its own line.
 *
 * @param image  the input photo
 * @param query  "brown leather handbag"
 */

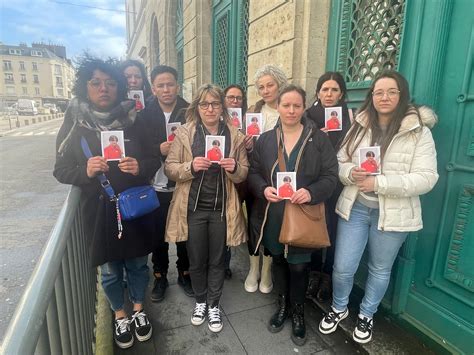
xmin=277 ymin=129 xmax=330 ymax=249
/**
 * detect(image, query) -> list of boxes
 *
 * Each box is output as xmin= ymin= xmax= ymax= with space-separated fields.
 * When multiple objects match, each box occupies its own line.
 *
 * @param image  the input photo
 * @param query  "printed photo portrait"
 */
xmin=101 ymin=131 xmax=125 ymax=161
xmin=246 ymin=113 xmax=263 ymax=136
xmin=359 ymin=146 xmax=381 ymax=175
xmin=166 ymin=122 xmax=181 ymax=142
xmin=128 ymin=90 xmax=145 ymax=111
xmin=205 ymin=135 xmax=225 ymax=162
xmin=324 ymin=106 xmax=343 ymax=131
xmin=228 ymin=108 xmax=242 ymax=129
xmin=277 ymin=172 xmax=297 ymax=199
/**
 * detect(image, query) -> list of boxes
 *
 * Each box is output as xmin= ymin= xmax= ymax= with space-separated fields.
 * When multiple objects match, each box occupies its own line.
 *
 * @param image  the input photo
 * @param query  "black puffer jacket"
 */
xmin=247 ymin=118 xmax=338 ymax=254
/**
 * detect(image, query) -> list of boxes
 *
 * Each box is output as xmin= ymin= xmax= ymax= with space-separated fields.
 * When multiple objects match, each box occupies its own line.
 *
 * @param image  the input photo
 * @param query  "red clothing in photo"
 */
xmin=104 ymin=144 xmax=122 ymax=160
xmin=361 ymin=159 xmax=378 ymax=173
xmin=135 ymin=99 xmax=144 ymax=111
xmin=168 ymin=133 xmax=176 ymax=142
xmin=232 ymin=117 xmax=240 ymax=128
xmin=326 ymin=117 xmax=341 ymax=130
xmin=247 ymin=123 xmax=260 ymax=136
xmin=207 ymin=147 xmax=223 ymax=161
xmin=278 ymin=183 xmax=294 ymax=198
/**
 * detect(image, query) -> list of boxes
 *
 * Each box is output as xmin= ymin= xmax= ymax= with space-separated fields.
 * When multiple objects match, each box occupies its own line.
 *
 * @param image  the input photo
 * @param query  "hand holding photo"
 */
xmin=324 ymin=106 xmax=343 ymax=131
xmin=128 ymin=90 xmax=145 ymax=111
xmin=228 ymin=108 xmax=242 ymax=129
xmin=166 ymin=122 xmax=181 ymax=142
xmin=246 ymin=113 xmax=263 ymax=136
xmin=359 ymin=146 xmax=381 ymax=175
xmin=277 ymin=172 xmax=297 ymax=199
xmin=101 ymin=131 xmax=125 ymax=161
xmin=205 ymin=135 xmax=225 ymax=162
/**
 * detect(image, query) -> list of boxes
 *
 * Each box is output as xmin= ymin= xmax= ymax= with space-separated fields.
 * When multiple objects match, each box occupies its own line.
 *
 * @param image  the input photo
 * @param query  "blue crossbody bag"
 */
xmin=81 ymin=137 xmax=159 ymax=238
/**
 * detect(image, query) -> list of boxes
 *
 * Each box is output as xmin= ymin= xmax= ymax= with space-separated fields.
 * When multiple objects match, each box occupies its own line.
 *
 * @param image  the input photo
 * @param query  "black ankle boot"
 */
xmin=268 ymin=294 xmax=289 ymax=333
xmin=291 ymin=303 xmax=306 ymax=346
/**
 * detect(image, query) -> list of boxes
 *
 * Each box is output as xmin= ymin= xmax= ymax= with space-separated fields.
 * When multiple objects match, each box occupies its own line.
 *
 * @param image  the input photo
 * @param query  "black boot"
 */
xmin=317 ymin=272 xmax=332 ymax=303
xmin=291 ymin=303 xmax=306 ymax=346
xmin=268 ymin=294 xmax=289 ymax=333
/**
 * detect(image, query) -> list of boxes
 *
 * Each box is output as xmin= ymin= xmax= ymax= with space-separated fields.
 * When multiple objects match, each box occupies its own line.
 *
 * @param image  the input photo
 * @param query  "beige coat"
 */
xmin=336 ymin=106 xmax=439 ymax=232
xmin=164 ymin=120 xmax=249 ymax=245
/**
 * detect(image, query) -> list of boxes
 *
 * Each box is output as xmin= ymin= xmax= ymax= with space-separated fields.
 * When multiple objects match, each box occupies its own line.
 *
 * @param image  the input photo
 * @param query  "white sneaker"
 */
xmin=207 ymin=304 xmax=223 ymax=333
xmin=191 ymin=302 xmax=207 ymax=326
xmin=318 ymin=307 xmax=349 ymax=334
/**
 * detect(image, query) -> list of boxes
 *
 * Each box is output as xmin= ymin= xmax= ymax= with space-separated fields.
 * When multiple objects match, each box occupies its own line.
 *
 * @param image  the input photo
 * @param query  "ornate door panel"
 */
xmin=399 ymin=3 xmax=474 ymax=352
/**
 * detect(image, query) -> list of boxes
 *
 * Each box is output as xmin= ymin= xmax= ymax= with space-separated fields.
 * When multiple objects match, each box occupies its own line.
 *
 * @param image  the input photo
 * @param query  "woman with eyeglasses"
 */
xmin=318 ymin=70 xmax=438 ymax=344
xmin=245 ymin=65 xmax=288 ymax=295
xmin=54 ymin=57 xmax=160 ymax=349
xmin=222 ymin=84 xmax=250 ymax=279
xmin=165 ymin=84 xmax=248 ymax=333
xmin=304 ymin=72 xmax=352 ymax=303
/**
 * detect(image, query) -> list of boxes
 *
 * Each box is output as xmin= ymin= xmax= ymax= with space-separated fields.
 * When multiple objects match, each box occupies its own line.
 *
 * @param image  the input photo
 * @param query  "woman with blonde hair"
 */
xmin=165 ymin=84 xmax=248 ymax=333
xmin=245 ymin=64 xmax=288 ymax=294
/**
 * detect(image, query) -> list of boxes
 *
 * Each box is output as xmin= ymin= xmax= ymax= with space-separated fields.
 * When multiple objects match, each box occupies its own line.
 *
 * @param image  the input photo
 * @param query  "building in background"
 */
xmin=0 ymin=42 xmax=75 ymax=112
xmin=125 ymin=1 xmax=473 ymax=353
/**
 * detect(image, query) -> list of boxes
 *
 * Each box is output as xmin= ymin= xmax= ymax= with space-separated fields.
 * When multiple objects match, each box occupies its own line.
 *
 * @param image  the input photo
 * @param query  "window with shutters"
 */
xmin=175 ymin=0 xmax=184 ymax=93
xmin=212 ymin=0 xmax=249 ymax=89
xmin=327 ymin=0 xmax=406 ymax=88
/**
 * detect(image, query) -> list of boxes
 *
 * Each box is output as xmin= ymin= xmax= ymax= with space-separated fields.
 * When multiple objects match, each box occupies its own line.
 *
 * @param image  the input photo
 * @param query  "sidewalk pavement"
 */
xmin=111 ymin=243 xmax=434 ymax=355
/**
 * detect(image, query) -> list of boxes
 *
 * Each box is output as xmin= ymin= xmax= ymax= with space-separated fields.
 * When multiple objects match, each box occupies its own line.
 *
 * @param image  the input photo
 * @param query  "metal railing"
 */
xmin=1 ymin=187 xmax=98 ymax=355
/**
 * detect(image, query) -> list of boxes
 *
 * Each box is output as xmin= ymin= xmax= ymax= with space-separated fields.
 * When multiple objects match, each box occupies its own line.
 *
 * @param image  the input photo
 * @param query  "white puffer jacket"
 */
xmin=336 ymin=106 xmax=439 ymax=232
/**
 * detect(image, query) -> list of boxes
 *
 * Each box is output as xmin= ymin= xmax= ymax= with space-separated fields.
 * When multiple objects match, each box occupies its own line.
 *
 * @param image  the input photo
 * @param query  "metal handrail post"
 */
xmin=1 ymin=188 xmax=81 ymax=354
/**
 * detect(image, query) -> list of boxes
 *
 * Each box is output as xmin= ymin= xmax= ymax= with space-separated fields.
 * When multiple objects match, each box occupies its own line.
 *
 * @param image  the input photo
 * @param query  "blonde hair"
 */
xmin=185 ymin=84 xmax=230 ymax=124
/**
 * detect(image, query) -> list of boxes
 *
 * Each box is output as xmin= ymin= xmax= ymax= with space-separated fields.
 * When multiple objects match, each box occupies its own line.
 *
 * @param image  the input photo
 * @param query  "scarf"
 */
xmin=58 ymin=98 xmax=136 ymax=155
xmin=305 ymin=100 xmax=351 ymax=151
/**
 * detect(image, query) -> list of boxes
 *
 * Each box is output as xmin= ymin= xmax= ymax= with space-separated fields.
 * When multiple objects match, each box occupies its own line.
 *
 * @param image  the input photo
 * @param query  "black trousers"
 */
xmin=187 ymin=209 xmax=226 ymax=304
xmin=152 ymin=191 xmax=190 ymax=274
xmin=309 ymin=183 xmax=342 ymax=275
xmin=273 ymin=254 xmax=309 ymax=304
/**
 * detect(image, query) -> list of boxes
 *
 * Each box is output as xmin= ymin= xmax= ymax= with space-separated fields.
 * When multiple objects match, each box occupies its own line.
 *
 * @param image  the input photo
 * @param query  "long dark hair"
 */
xmin=224 ymin=84 xmax=248 ymax=115
xmin=119 ymin=59 xmax=152 ymax=98
xmin=315 ymin=71 xmax=347 ymax=103
xmin=341 ymin=70 xmax=417 ymax=159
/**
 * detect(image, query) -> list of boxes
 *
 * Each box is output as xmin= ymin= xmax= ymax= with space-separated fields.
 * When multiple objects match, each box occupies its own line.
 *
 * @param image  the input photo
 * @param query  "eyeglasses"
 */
xmin=88 ymin=78 xmax=118 ymax=89
xmin=198 ymin=101 xmax=222 ymax=110
xmin=225 ymin=95 xmax=243 ymax=102
xmin=372 ymin=89 xmax=400 ymax=100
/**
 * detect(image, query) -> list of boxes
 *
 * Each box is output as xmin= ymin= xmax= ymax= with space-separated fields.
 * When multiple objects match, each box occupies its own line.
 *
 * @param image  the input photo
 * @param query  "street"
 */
xmin=0 ymin=118 xmax=69 ymax=342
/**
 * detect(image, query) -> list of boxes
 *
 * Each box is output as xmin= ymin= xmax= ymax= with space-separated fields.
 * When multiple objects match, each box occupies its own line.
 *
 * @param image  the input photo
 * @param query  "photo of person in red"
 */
xmin=278 ymin=175 xmax=294 ymax=198
xmin=207 ymin=139 xmax=223 ymax=162
xmin=103 ymin=135 xmax=123 ymax=160
xmin=168 ymin=126 xmax=178 ymax=142
xmin=133 ymin=93 xmax=144 ymax=111
xmin=326 ymin=110 xmax=341 ymax=130
xmin=231 ymin=110 xmax=241 ymax=128
xmin=247 ymin=116 xmax=261 ymax=136
xmin=360 ymin=151 xmax=378 ymax=173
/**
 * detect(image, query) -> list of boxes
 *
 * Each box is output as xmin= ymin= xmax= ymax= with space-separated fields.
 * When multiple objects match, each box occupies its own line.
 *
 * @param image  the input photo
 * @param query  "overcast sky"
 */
xmin=1 ymin=0 xmax=127 ymax=61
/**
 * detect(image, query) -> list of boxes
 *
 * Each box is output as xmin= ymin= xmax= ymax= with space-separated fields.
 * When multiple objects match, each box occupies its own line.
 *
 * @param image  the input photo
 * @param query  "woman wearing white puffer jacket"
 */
xmin=318 ymin=70 xmax=438 ymax=344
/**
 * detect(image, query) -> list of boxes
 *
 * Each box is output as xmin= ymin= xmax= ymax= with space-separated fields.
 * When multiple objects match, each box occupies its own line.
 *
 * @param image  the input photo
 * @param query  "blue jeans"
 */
xmin=332 ymin=201 xmax=407 ymax=318
xmin=100 ymin=255 xmax=149 ymax=311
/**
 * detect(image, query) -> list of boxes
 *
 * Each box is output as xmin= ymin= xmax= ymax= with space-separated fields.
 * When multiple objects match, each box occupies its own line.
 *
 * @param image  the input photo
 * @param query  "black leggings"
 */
xmin=272 ymin=254 xmax=309 ymax=304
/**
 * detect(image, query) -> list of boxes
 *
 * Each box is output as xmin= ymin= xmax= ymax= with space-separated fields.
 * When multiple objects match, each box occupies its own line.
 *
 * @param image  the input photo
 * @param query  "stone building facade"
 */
xmin=0 ymin=43 xmax=75 ymax=109
xmin=125 ymin=0 xmax=330 ymax=104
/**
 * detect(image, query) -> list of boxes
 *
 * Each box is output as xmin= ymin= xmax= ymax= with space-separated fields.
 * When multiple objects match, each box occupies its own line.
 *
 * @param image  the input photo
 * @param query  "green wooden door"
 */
xmin=327 ymin=1 xmax=473 ymax=352
xmin=394 ymin=1 xmax=474 ymax=353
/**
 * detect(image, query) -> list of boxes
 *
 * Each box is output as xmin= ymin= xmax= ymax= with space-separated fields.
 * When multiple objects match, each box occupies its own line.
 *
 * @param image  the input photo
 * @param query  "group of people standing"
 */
xmin=54 ymin=56 xmax=438 ymax=349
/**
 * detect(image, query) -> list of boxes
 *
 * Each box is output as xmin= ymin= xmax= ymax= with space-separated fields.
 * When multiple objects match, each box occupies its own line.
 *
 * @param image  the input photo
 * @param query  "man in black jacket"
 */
xmin=141 ymin=65 xmax=193 ymax=302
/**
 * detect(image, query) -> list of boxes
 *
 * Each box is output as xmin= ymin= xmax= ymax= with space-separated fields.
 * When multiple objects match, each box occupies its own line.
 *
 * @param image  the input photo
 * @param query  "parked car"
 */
xmin=17 ymin=99 xmax=38 ymax=116
xmin=43 ymin=103 xmax=59 ymax=114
